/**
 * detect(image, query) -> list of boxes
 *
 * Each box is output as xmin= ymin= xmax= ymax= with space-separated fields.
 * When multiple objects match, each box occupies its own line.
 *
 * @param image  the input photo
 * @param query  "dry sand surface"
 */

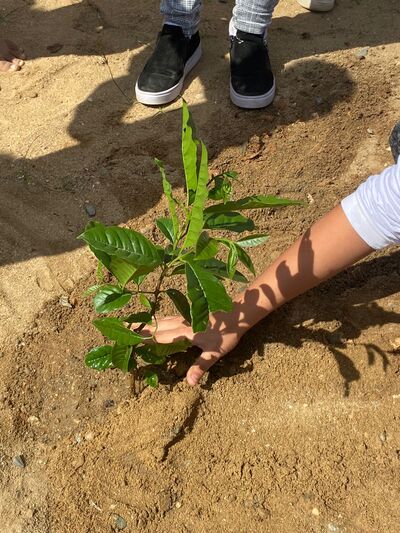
xmin=0 ymin=0 xmax=399 ymax=531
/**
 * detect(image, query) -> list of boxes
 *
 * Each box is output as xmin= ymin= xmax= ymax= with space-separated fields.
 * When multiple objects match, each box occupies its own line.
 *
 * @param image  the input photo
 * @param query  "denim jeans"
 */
xmin=160 ymin=0 xmax=280 ymax=36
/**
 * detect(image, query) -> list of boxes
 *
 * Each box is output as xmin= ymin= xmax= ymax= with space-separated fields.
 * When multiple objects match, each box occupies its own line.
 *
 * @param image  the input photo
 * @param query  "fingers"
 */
xmin=186 ymin=351 xmax=221 ymax=386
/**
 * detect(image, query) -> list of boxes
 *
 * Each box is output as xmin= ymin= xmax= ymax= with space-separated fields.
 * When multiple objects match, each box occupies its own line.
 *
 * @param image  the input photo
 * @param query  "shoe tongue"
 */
xmin=162 ymin=24 xmax=185 ymax=37
xmin=236 ymin=29 xmax=263 ymax=43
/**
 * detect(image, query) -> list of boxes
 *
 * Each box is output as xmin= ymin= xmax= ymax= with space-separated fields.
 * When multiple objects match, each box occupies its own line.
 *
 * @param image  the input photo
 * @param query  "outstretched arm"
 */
xmin=148 ymin=158 xmax=400 ymax=385
xmin=150 ymin=205 xmax=372 ymax=385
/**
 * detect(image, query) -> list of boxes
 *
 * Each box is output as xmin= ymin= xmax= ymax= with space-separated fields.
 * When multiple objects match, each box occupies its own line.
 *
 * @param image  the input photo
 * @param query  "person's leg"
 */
xmin=135 ymin=1 xmax=202 ymax=105
xmin=232 ymin=0 xmax=279 ymax=37
xmin=229 ymin=0 xmax=279 ymax=109
xmin=160 ymin=0 xmax=202 ymax=37
xmin=297 ymin=0 xmax=335 ymax=12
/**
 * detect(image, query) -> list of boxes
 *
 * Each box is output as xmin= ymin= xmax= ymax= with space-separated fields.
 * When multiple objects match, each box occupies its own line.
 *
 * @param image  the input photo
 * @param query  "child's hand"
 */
xmin=141 ymin=312 xmax=246 ymax=385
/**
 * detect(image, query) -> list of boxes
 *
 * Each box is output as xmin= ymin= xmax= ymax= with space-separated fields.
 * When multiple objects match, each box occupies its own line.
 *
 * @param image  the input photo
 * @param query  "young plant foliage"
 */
xmin=80 ymin=100 xmax=300 ymax=387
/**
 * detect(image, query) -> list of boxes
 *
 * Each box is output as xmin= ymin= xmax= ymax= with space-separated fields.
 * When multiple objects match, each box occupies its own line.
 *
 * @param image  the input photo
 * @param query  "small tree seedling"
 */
xmin=79 ymin=101 xmax=300 ymax=388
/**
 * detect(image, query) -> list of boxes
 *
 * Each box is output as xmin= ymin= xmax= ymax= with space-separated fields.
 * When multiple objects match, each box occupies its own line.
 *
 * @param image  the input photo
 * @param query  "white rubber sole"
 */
xmin=297 ymin=0 xmax=335 ymax=12
xmin=230 ymin=79 xmax=276 ymax=109
xmin=135 ymin=44 xmax=202 ymax=105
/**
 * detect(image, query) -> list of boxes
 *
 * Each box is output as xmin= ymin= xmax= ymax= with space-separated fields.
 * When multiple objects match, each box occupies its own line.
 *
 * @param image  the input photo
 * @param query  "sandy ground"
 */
xmin=0 ymin=0 xmax=399 ymax=531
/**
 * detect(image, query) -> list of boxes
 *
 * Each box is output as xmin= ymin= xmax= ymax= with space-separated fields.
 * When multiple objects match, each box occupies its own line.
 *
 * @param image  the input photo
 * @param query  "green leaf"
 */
xmin=108 ymin=257 xmax=138 ymax=287
xmin=204 ymin=212 xmax=255 ymax=233
xmin=204 ymin=195 xmax=301 ymax=214
xmin=96 ymin=259 xmax=105 ymax=282
xmin=182 ymin=100 xmax=199 ymax=205
xmin=140 ymin=293 xmax=152 ymax=310
xmin=93 ymin=285 xmax=132 ymax=313
xmin=137 ymin=338 xmax=191 ymax=361
xmin=156 ymin=217 xmax=175 ymax=243
xmin=79 ymin=223 xmax=163 ymax=270
xmin=111 ymin=344 xmax=133 ymax=373
xmin=136 ymin=347 xmax=166 ymax=365
xmin=82 ymin=284 xmax=102 ymax=297
xmin=227 ymin=243 xmax=238 ymax=279
xmin=217 ymin=239 xmax=256 ymax=276
xmin=85 ymin=345 xmax=113 ymax=371
xmin=185 ymin=259 xmax=233 ymax=332
xmin=155 ymin=160 xmax=179 ymax=241
xmin=235 ymin=244 xmax=255 ymax=275
xmin=222 ymin=171 xmax=238 ymax=180
xmin=144 ymin=369 xmax=159 ymax=388
xmin=130 ymin=268 xmax=149 ymax=287
xmin=183 ymin=140 xmax=209 ymax=248
xmin=208 ymin=176 xmax=232 ymax=203
xmin=236 ymin=233 xmax=269 ymax=247
xmin=93 ymin=317 xmax=146 ymax=345
xmin=169 ymin=264 xmax=185 ymax=276
xmin=92 ymin=248 xmax=111 ymax=269
xmin=197 ymin=258 xmax=248 ymax=283
xmin=195 ymin=231 xmax=219 ymax=260
xmin=123 ymin=312 xmax=152 ymax=324
xmin=166 ymin=288 xmax=192 ymax=323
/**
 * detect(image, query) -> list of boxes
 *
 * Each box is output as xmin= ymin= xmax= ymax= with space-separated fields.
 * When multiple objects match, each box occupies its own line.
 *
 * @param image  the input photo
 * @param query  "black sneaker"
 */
xmin=230 ymin=29 xmax=275 ymax=109
xmin=135 ymin=24 xmax=202 ymax=105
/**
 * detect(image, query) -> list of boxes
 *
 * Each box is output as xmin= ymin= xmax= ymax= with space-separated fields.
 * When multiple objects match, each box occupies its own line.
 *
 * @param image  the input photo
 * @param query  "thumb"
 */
xmin=186 ymin=351 xmax=221 ymax=386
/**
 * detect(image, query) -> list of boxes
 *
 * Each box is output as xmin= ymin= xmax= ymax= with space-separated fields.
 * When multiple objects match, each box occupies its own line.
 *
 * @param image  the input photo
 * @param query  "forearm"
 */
xmin=229 ymin=205 xmax=373 ymax=332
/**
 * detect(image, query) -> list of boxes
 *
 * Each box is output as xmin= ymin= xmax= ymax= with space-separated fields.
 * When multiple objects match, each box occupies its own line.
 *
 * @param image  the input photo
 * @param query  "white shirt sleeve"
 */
xmin=341 ymin=160 xmax=400 ymax=250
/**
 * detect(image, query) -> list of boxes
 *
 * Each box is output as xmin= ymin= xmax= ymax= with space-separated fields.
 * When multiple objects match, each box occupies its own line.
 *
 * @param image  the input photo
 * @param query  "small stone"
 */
xmin=84 ymin=431 xmax=94 ymax=441
xmin=74 ymin=433 xmax=82 ymax=444
xmin=389 ymin=122 xmax=400 ymax=163
xmin=47 ymin=43 xmax=63 ymax=53
xmin=390 ymin=337 xmax=400 ymax=350
xmin=72 ymin=455 xmax=85 ymax=469
xmin=175 ymin=501 xmax=182 ymax=509
xmin=85 ymin=203 xmax=96 ymax=217
xmin=367 ymin=128 xmax=374 ymax=135
xmin=311 ymin=507 xmax=320 ymax=516
xmin=115 ymin=515 xmax=127 ymax=530
xmin=306 ymin=193 xmax=315 ymax=204
xmin=69 ymin=296 xmax=78 ymax=307
xmin=327 ymin=524 xmax=341 ymax=533
xmin=95 ymin=25 xmax=104 ymax=32
xmin=27 ymin=92 xmax=38 ymax=99
xmin=59 ymin=295 xmax=72 ymax=309
xmin=354 ymin=47 xmax=369 ymax=60
xmin=379 ymin=430 xmax=387 ymax=442
xmin=13 ymin=455 xmax=26 ymax=468
xmin=28 ymin=415 xmax=40 ymax=424
xmin=104 ymin=399 xmax=115 ymax=408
